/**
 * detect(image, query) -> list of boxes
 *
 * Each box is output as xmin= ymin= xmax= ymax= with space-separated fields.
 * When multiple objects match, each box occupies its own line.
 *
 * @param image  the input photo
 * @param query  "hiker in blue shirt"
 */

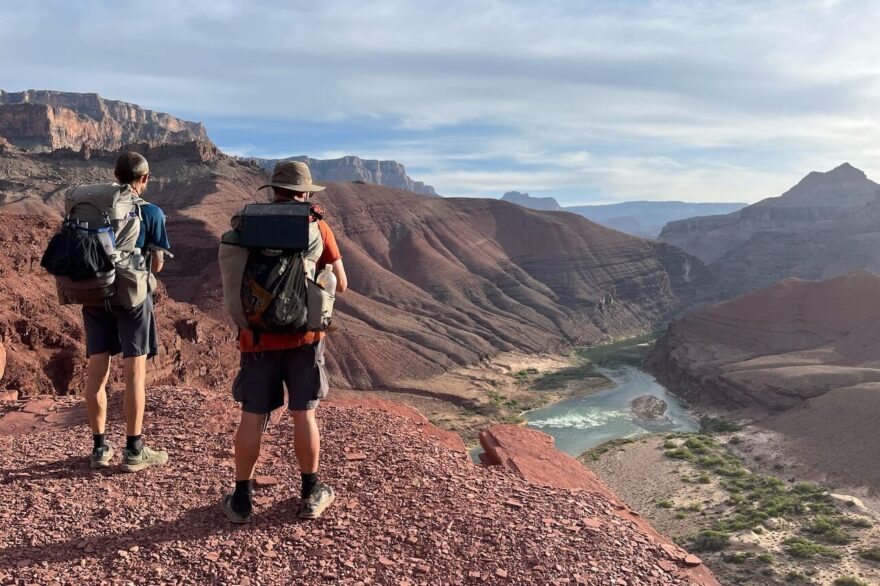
xmin=82 ymin=152 xmax=170 ymax=472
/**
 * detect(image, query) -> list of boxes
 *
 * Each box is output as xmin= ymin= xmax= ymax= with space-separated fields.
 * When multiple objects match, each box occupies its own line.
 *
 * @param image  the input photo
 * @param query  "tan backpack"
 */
xmin=52 ymin=183 xmax=150 ymax=309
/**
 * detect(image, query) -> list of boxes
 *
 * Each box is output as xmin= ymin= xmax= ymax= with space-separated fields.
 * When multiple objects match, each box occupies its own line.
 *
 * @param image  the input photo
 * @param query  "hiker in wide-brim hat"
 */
xmin=220 ymin=158 xmax=348 ymax=524
xmin=259 ymin=161 xmax=326 ymax=194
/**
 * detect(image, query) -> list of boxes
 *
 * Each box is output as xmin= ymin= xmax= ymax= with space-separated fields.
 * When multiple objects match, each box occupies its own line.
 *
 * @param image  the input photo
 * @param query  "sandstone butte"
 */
xmin=659 ymin=162 xmax=880 ymax=298
xmin=647 ymin=270 xmax=880 ymax=493
xmin=0 ymin=89 xmax=208 ymax=152
xmin=0 ymin=387 xmax=718 ymax=584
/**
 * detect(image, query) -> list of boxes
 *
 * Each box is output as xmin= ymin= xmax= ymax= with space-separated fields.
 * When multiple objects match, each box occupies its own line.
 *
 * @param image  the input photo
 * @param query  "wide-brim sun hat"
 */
xmin=259 ymin=160 xmax=325 ymax=192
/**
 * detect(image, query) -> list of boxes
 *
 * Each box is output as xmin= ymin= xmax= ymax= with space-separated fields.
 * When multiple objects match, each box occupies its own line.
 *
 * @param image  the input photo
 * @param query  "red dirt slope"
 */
xmin=0 ymin=388 xmax=714 ymax=585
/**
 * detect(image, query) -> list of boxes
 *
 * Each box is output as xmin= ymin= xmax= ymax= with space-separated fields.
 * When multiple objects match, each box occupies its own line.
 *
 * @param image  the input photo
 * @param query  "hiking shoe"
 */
xmin=90 ymin=445 xmax=114 ymax=469
xmin=220 ymin=494 xmax=252 ymax=524
xmin=298 ymin=482 xmax=335 ymax=519
xmin=121 ymin=445 xmax=168 ymax=472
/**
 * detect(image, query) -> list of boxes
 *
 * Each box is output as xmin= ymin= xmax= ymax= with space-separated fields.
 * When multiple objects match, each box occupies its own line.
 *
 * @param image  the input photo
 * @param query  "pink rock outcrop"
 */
xmin=480 ymin=424 xmax=720 ymax=585
xmin=0 ymin=90 xmax=207 ymax=152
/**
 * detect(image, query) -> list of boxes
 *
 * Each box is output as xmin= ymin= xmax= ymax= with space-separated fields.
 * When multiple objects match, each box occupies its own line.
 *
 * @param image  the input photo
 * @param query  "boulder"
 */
xmin=630 ymin=395 xmax=668 ymax=420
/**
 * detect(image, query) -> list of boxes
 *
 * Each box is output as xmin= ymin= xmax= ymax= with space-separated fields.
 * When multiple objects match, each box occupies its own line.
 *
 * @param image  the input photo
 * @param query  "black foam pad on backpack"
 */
xmin=239 ymin=203 xmax=310 ymax=251
xmin=41 ymin=224 xmax=114 ymax=281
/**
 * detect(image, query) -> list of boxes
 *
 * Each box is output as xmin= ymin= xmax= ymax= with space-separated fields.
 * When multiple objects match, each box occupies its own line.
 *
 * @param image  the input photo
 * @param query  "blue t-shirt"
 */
xmin=136 ymin=203 xmax=171 ymax=251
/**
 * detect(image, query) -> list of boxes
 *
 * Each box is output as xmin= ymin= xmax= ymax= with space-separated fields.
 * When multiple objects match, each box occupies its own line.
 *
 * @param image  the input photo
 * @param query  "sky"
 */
xmin=2 ymin=0 xmax=879 ymax=205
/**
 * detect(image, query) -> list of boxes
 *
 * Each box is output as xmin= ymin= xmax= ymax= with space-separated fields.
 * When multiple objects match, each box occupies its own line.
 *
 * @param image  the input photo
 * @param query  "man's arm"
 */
xmin=151 ymin=250 xmax=165 ymax=273
xmin=331 ymin=259 xmax=347 ymax=293
xmin=144 ymin=204 xmax=171 ymax=274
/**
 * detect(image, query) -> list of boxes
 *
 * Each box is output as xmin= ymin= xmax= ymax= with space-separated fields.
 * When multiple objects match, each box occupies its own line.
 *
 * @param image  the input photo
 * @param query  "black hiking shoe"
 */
xmin=298 ymin=482 xmax=335 ymax=519
xmin=220 ymin=494 xmax=252 ymax=524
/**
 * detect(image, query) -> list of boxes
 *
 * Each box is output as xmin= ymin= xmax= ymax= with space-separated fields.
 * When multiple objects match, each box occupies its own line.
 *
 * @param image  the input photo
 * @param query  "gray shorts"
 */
xmin=82 ymin=295 xmax=158 ymax=359
xmin=232 ymin=340 xmax=329 ymax=413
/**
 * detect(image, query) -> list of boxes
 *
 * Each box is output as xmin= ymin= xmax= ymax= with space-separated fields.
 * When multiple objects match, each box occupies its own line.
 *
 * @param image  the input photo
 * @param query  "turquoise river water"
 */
xmin=524 ymin=339 xmax=699 ymax=457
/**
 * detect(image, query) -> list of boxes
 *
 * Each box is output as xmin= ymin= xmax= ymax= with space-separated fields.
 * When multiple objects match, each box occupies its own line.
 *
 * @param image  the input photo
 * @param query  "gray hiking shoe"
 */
xmin=121 ymin=445 xmax=168 ymax=472
xmin=220 ymin=494 xmax=252 ymax=524
xmin=298 ymin=482 xmax=335 ymax=519
xmin=90 ymin=445 xmax=114 ymax=469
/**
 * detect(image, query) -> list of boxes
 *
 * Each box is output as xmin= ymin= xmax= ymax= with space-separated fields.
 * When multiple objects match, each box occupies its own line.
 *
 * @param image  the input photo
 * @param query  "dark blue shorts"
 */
xmin=82 ymin=295 xmax=158 ymax=359
xmin=232 ymin=340 xmax=329 ymax=413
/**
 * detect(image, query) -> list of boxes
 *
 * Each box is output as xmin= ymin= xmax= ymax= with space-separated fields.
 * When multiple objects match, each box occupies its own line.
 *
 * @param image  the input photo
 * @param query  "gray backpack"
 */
xmin=52 ymin=183 xmax=150 ymax=309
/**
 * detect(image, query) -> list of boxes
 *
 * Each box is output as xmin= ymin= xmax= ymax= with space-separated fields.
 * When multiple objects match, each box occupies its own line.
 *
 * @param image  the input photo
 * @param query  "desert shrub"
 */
xmin=664 ymin=448 xmax=695 ymax=461
xmin=833 ymin=578 xmax=868 ymax=586
xmin=806 ymin=516 xmax=854 ymax=545
xmin=783 ymin=537 xmax=840 ymax=559
xmin=691 ymin=530 xmax=730 ymax=551
xmin=684 ymin=435 xmax=715 ymax=454
xmin=725 ymin=551 xmax=755 ymax=564
xmin=756 ymin=552 xmax=773 ymax=564
xmin=699 ymin=417 xmax=742 ymax=434
xmin=841 ymin=516 xmax=873 ymax=528
xmin=656 ymin=499 xmax=674 ymax=509
xmin=859 ymin=545 xmax=880 ymax=562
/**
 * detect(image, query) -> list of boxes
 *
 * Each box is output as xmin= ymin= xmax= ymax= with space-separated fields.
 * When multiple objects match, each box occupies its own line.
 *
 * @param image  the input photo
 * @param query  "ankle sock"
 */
xmin=301 ymin=472 xmax=318 ymax=499
xmin=126 ymin=435 xmax=143 ymax=454
xmin=93 ymin=434 xmax=107 ymax=450
xmin=232 ymin=479 xmax=253 ymax=514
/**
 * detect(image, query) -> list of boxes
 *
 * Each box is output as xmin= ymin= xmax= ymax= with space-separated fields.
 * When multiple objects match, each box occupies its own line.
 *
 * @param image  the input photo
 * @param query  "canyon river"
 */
xmin=525 ymin=339 xmax=699 ymax=457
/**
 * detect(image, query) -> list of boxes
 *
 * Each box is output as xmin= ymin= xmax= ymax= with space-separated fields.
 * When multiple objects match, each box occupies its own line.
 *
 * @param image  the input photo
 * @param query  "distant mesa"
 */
xmin=500 ymin=191 xmax=562 ymax=211
xmin=568 ymin=201 xmax=747 ymax=239
xmin=500 ymin=191 xmax=745 ymax=239
xmin=659 ymin=163 xmax=880 ymax=296
xmin=243 ymin=154 xmax=439 ymax=197
xmin=0 ymin=89 xmax=208 ymax=153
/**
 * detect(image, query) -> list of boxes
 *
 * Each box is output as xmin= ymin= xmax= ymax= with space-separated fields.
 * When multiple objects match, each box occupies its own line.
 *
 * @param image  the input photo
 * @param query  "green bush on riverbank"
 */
xmin=662 ymin=431 xmax=843 ymax=552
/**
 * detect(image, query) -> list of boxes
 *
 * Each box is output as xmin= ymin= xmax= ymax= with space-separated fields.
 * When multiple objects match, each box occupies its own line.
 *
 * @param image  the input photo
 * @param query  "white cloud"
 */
xmin=2 ymin=0 xmax=880 ymax=202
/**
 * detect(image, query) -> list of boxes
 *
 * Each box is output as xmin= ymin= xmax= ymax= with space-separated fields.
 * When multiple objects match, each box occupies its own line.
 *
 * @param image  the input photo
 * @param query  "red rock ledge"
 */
xmin=480 ymin=424 xmax=720 ymax=585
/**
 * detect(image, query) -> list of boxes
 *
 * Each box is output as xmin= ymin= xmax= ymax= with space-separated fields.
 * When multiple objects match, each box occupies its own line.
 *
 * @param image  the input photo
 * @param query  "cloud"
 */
xmin=2 ymin=0 xmax=880 ymax=202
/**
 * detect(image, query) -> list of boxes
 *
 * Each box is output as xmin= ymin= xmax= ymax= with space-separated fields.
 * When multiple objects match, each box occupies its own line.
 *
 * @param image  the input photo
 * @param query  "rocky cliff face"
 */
xmin=646 ymin=270 xmax=880 ymax=491
xmin=0 ymin=90 xmax=208 ymax=152
xmin=0 ymin=146 xmax=714 ymax=399
xmin=500 ymin=191 xmax=562 ymax=211
xmin=659 ymin=164 xmax=880 ymax=296
xmin=245 ymin=154 xmax=438 ymax=196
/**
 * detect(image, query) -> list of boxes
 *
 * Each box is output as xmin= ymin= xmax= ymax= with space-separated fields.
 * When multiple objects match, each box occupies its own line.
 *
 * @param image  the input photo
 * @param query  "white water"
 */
xmin=524 ymin=341 xmax=699 ymax=457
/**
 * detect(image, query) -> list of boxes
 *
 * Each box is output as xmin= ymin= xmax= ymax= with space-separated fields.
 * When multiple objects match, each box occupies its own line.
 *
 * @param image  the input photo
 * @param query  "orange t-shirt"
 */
xmin=239 ymin=220 xmax=342 ymax=352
